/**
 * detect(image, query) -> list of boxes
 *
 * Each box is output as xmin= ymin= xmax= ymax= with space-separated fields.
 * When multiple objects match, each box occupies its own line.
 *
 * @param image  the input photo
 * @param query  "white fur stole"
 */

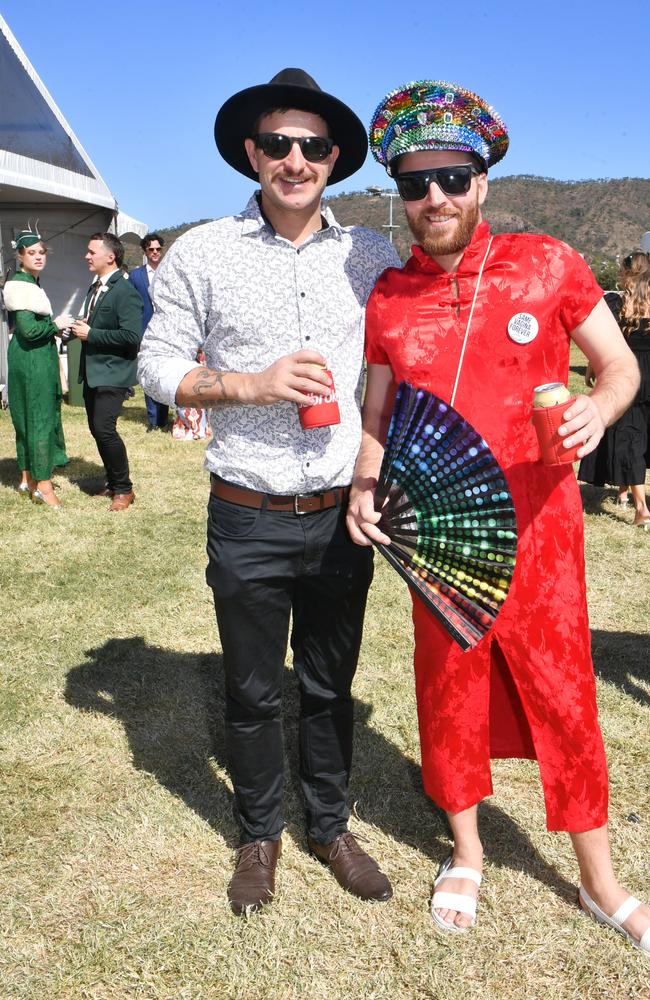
xmin=3 ymin=279 xmax=53 ymax=316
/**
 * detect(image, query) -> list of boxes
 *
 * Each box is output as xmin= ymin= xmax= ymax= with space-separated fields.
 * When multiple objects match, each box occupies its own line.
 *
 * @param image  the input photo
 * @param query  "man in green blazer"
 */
xmin=71 ymin=233 xmax=143 ymax=510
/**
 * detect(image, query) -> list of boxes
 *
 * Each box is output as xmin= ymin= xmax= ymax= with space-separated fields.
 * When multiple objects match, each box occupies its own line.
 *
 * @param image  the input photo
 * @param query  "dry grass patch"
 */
xmin=1 ymin=381 xmax=649 ymax=999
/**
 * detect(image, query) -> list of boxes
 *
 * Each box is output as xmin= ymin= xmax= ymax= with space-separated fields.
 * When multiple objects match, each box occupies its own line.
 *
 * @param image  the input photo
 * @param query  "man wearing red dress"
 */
xmin=347 ymin=80 xmax=650 ymax=952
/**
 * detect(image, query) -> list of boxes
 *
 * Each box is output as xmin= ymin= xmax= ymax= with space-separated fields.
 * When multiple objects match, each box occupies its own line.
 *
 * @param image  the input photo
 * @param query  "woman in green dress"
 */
xmin=5 ymin=228 xmax=73 ymax=508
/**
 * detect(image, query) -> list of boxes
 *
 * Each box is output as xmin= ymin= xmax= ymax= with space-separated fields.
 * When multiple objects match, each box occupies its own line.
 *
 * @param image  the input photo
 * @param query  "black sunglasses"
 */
xmin=252 ymin=132 xmax=334 ymax=163
xmin=395 ymin=165 xmax=480 ymax=201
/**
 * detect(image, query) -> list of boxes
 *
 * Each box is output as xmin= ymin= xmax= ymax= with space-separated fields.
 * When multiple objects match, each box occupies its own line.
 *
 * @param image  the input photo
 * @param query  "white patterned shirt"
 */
xmin=138 ymin=195 xmax=400 ymax=493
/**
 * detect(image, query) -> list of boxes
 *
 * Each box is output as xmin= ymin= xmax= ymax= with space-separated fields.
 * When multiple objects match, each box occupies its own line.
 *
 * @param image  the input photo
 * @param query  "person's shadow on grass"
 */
xmin=591 ymin=628 xmax=650 ymax=708
xmin=64 ymin=637 xmax=237 ymax=842
xmin=64 ymin=636 xmax=577 ymax=902
xmin=578 ymin=482 xmax=629 ymax=520
xmin=0 ymin=455 xmax=105 ymax=490
xmin=118 ymin=403 xmax=154 ymax=426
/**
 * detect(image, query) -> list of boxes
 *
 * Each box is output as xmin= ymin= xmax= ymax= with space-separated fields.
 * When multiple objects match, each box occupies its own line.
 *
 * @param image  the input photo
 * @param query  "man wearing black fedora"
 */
xmin=138 ymin=69 xmax=400 ymax=914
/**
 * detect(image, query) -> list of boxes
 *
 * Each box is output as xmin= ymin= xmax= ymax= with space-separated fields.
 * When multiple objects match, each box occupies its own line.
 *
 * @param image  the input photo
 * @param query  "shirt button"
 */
xmin=306 ymin=462 xmax=310 ymax=467
xmin=300 ymin=292 xmax=306 ymax=298
xmin=305 ymin=335 xmax=311 ymax=341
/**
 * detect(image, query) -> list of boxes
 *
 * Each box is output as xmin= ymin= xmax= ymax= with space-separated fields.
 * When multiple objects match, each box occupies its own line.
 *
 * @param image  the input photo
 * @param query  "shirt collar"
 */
xmin=96 ymin=267 xmax=120 ymax=287
xmin=238 ymin=192 xmax=343 ymax=242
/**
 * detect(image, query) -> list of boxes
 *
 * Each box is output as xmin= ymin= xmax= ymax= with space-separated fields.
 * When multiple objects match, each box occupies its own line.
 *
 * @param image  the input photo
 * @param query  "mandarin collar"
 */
xmin=410 ymin=220 xmax=492 ymax=276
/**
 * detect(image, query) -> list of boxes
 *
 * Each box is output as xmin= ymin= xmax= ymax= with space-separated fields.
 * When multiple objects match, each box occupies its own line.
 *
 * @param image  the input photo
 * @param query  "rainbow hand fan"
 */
xmin=374 ymin=382 xmax=518 ymax=650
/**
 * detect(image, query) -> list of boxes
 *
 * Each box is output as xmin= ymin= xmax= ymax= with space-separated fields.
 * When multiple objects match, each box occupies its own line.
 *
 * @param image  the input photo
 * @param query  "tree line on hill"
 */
xmin=141 ymin=177 xmax=650 ymax=290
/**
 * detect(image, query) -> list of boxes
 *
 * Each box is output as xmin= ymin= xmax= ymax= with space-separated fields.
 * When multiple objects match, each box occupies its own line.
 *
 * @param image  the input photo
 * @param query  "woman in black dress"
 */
xmin=579 ymin=251 xmax=650 ymax=529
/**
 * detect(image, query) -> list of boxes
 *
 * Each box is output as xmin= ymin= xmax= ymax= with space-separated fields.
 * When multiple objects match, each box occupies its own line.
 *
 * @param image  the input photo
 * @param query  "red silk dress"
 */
xmin=365 ymin=222 xmax=608 ymax=832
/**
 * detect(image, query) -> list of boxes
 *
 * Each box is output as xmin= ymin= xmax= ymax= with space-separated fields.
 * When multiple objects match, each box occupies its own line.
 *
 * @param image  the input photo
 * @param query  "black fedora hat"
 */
xmin=214 ymin=68 xmax=367 ymax=186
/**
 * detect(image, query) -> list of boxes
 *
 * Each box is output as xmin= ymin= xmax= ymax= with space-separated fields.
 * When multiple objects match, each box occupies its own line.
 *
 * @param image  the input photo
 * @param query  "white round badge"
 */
xmin=507 ymin=312 xmax=539 ymax=344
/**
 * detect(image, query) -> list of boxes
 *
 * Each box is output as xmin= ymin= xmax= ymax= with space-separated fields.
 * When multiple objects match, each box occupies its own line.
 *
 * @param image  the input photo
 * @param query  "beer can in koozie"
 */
xmin=533 ymin=382 xmax=571 ymax=408
xmin=298 ymin=369 xmax=340 ymax=430
xmin=531 ymin=383 xmax=580 ymax=465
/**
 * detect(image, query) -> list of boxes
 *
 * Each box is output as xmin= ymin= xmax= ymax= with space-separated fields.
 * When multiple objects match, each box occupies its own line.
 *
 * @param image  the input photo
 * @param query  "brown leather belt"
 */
xmin=210 ymin=475 xmax=350 ymax=515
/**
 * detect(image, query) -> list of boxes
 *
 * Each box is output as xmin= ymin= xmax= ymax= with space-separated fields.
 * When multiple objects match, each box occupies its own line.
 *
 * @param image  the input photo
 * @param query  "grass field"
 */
xmin=1 ymin=356 xmax=649 ymax=1000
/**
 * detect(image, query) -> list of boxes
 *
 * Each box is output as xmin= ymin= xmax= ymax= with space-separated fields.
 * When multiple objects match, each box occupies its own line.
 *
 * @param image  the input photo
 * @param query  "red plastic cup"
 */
xmin=531 ymin=398 xmax=581 ymax=465
xmin=298 ymin=369 xmax=340 ymax=430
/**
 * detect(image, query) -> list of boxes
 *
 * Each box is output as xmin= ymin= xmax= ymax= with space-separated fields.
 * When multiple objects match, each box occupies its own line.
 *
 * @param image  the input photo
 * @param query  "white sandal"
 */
xmin=579 ymin=885 xmax=650 ymax=955
xmin=431 ymin=855 xmax=482 ymax=934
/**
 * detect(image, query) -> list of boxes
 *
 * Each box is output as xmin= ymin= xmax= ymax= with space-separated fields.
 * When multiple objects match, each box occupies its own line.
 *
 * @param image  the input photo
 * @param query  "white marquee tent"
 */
xmin=0 ymin=14 xmax=147 ymax=401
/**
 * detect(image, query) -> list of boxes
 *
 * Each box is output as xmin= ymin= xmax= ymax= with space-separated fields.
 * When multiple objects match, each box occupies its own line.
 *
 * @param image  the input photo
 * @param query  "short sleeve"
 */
xmin=364 ymin=283 xmax=390 ymax=366
xmin=546 ymin=240 xmax=603 ymax=332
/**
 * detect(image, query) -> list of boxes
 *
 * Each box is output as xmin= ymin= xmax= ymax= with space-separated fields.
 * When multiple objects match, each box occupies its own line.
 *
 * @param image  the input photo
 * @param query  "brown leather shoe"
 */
xmin=228 ymin=839 xmax=281 ymax=915
xmin=108 ymin=491 xmax=136 ymax=511
xmin=308 ymin=832 xmax=392 ymax=901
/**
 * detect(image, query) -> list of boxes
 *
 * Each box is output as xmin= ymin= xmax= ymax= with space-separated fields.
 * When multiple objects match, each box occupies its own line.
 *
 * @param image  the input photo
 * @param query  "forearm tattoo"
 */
xmin=192 ymin=367 xmax=233 ymax=403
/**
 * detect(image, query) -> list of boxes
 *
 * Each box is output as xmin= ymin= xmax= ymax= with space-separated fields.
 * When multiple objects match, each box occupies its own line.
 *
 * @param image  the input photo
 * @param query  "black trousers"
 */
xmin=206 ymin=491 xmax=373 ymax=845
xmin=83 ymin=384 xmax=132 ymax=493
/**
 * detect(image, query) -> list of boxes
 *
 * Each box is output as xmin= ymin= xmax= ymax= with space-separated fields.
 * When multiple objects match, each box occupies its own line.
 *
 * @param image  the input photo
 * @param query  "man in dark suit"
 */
xmin=71 ymin=233 xmax=143 ymax=511
xmin=129 ymin=233 xmax=168 ymax=432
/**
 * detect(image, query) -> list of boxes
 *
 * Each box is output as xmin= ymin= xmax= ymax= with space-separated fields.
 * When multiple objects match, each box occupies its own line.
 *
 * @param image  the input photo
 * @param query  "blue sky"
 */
xmin=3 ymin=0 xmax=649 ymax=229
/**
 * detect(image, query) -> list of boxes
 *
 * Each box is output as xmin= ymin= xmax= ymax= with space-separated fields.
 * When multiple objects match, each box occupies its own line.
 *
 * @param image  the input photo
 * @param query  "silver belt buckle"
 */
xmin=294 ymin=494 xmax=306 ymax=515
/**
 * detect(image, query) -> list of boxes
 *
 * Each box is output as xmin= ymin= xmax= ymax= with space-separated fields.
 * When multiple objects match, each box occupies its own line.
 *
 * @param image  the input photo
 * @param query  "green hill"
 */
xmin=328 ymin=177 xmax=650 ymax=275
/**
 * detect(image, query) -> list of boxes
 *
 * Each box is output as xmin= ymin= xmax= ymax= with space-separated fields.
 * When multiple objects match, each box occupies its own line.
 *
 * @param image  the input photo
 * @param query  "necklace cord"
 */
xmin=449 ymin=237 xmax=493 ymax=407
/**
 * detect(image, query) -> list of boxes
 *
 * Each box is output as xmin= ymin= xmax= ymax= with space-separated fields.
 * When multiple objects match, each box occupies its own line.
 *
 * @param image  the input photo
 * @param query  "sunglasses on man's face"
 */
xmin=147 ymin=246 xmax=162 ymax=253
xmin=252 ymin=132 xmax=334 ymax=163
xmin=395 ymin=164 xmax=480 ymax=201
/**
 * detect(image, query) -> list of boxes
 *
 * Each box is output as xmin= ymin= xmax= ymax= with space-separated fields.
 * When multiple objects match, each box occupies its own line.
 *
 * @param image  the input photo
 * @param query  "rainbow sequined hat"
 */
xmin=370 ymin=80 xmax=509 ymax=175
